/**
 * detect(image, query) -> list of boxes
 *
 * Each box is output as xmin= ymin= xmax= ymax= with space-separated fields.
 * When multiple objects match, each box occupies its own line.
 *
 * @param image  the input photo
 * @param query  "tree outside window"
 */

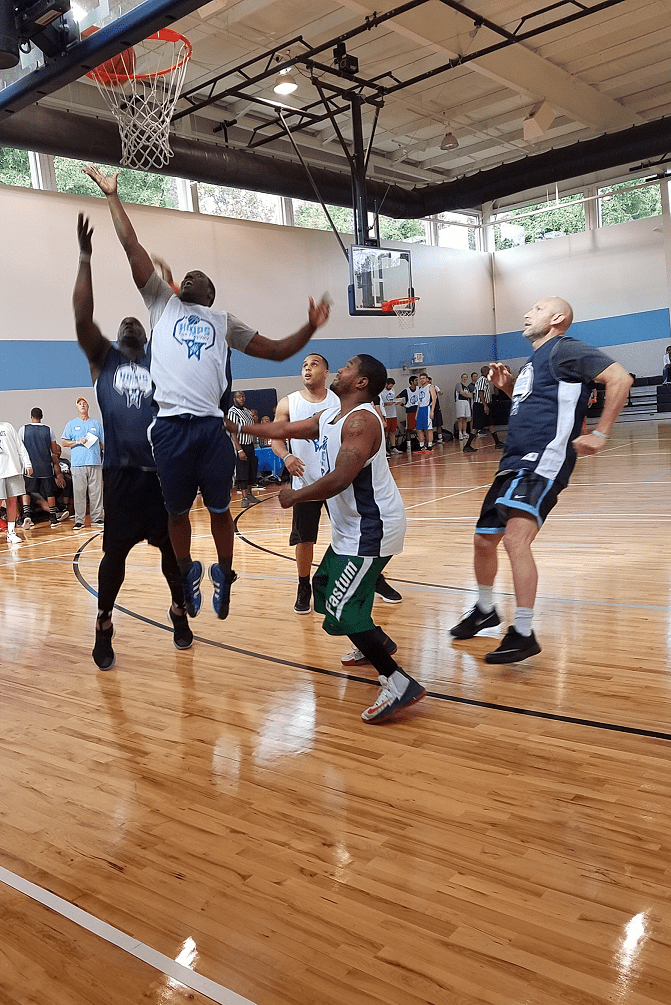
xmin=54 ymin=157 xmax=179 ymax=208
xmin=197 ymin=184 xmax=280 ymax=223
xmin=494 ymin=195 xmax=585 ymax=249
xmin=598 ymin=179 xmax=661 ymax=227
xmin=0 ymin=147 xmax=32 ymax=188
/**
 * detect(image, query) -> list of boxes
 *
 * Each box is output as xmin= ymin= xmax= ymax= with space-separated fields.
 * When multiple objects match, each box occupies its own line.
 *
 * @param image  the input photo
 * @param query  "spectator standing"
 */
xmin=227 ymin=391 xmax=260 ymax=509
xmin=62 ymin=396 xmax=104 ymax=530
xmin=19 ymin=408 xmax=67 ymax=528
xmin=454 ymin=373 xmax=472 ymax=441
xmin=463 ymin=366 xmax=503 ymax=453
xmin=0 ymin=421 xmax=32 ymax=544
xmin=397 ymin=375 xmax=419 ymax=452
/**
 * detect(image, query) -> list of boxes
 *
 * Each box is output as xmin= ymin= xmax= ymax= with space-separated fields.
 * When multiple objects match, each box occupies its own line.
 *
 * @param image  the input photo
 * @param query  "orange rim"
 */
xmin=381 ymin=297 xmax=420 ymax=313
xmin=85 ymin=28 xmax=192 ymax=85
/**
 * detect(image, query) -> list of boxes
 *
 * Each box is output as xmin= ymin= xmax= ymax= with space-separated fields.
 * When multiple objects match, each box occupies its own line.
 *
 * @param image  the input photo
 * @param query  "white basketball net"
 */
xmin=88 ymin=31 xmax=191 ymax=171
xmin=392 ymin=300 xmax=416 ymax=329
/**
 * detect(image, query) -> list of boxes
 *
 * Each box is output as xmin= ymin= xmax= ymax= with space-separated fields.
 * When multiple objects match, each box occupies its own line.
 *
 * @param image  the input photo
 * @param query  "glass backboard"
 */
xmin=348 ymin=245 xmax=413 ymax=317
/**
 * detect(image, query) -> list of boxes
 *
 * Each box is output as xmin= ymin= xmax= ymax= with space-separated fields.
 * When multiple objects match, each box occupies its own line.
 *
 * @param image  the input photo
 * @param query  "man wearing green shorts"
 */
xmin=233 ymin=354 xmax=425 ymax=724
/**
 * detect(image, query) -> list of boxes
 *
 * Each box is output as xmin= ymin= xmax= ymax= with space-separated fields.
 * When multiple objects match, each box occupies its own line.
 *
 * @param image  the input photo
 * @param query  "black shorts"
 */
xmin=289 ymin=500 xmax=326 ymax=546
xmin=102 ymin=468 xmax=170 ymax=551
xmin=24 ymin=475 xmax=56 ymax=499
xmin=476 ymin=470 xmax=565 ymax=533
xmin=472 ymin=402 xmax=489 ymax=431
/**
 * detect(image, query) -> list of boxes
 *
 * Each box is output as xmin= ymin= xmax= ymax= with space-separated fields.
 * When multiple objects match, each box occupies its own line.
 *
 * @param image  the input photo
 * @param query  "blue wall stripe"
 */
xmin=1 ymin=308 xmax=669 ymax=390
xmin=496 ymin=308 xmax=671 ymax=360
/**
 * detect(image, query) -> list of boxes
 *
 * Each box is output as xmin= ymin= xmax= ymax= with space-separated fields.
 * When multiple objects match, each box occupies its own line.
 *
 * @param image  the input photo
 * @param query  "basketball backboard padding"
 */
xmin=348 ymin=245 xmax=413 ymax=317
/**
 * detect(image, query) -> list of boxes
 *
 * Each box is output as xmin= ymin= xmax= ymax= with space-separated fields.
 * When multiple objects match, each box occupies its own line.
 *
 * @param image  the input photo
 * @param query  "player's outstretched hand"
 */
xmin=82 ymin=163 xmax=118 ymax=196
xmin=278 ymin=485 xmax=297 ymax=509
xmin=77 ymin=213 xmax=93 ymax=256
xmin=309 ymin=296 xmax=331 ymax=330
xmin=572 ymin=432 xmax=607 ymax=456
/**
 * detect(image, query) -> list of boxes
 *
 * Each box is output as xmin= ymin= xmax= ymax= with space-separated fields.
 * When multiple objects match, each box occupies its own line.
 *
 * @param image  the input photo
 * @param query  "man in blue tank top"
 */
xmin=451 ymin=296 xmax=633 ymax=664
xmin=73 ymin=214 xmax=192 ymax=670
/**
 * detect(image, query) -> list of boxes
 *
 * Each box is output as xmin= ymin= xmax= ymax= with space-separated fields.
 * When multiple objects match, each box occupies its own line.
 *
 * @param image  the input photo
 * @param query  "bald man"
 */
xmin=451 ymin=296 xmax=632 ymax=664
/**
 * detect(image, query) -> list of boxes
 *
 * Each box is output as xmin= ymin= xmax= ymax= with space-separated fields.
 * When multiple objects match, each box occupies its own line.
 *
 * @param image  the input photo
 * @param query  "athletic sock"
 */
xmin=21 ymin=503 xmax=30 ymax=518
xmin=514 ymin=607 xmax=534 ymax=636
xmin=216 ymin=555 xmax=233 ymax=576
xmin=177 ymin=557 xmax=193 ymax=576
xmin=49 ymin=505 xmax=58 ymax=516
xmin=8 ymin=521 xmax=15 ymax=534
xmin=477 ymin=586 xmax=494 ymax=613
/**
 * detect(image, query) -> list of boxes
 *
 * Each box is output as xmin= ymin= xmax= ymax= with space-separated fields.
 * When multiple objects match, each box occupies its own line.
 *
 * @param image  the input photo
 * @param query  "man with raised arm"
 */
xmin=235 ymin=353 xmax=426 ymax=724
xmin=73 ymin=214 xmax=192 ymax=670
xmin=450 ymin=296 xmax=633 ymax=664
xmin=83 ymin=164 xmax=330 ymax=623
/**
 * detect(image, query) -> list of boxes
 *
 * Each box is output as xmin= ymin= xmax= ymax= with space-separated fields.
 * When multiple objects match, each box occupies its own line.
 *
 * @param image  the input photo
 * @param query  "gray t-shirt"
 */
xmin=140 ymin=272 xmax=257 ymax=418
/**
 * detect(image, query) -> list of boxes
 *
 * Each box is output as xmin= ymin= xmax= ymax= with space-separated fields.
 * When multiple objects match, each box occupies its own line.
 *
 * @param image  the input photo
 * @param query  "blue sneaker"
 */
xmin=181 ymin=560 xmax=203 ymax=618
xmin=209 ymin=564 xmax=237 ymax=619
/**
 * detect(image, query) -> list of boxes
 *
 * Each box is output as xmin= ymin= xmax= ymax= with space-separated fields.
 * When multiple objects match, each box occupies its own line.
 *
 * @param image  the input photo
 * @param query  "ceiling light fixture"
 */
xmin=273 ymin=68 xmax=298 ymax=95
xmin=440 ymin=131 xmax=459 ymax=150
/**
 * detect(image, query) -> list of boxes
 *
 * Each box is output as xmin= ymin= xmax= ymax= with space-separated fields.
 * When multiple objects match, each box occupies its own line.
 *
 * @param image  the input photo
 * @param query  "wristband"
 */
xmin=592 ymin=430 xmax=608 ymax=439
xmin=79 ymin=252 xmax=91 ymax=263
xmin=284 ymin=453 xmax=293 ymax=461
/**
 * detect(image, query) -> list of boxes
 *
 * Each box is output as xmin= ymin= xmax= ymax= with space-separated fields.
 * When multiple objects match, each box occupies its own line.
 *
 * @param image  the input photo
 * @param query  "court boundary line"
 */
xmin=0 ymin=865 xmax=256 ymax=1005
xmin=71 ymin=534 xmax=671 ymax=742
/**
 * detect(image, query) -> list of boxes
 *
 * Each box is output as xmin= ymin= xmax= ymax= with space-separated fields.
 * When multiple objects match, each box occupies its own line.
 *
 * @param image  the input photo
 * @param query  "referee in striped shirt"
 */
xmin=228 ymin=391 xmax=260 ymax=508
xmin=463 ymin=366 xmax=503 ymax=453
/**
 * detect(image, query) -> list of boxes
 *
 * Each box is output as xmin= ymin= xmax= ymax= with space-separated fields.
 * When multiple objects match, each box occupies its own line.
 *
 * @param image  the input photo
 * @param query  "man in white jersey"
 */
xmin=270 ymin=353 xmax=339 ymax=614
xmin=235 ymin=354 xmax=426 ymax=724
xmin=84 ymin=164 xmax=330 ymax=623
xmin=415 ymin=372 xmax=437 ymax=452
xmin=380 ymin=378 xmax=401 ymax=454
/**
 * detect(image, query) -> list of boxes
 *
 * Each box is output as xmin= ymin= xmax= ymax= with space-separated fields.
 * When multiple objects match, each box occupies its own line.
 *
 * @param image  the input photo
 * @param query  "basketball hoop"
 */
xmin=381 ymin=296 xmax=420 ymax=329
xmin=85 ymin=28 xmax=192 ymax=171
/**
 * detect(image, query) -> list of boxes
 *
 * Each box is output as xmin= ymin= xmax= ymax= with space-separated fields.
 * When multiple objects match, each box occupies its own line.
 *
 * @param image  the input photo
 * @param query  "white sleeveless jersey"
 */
xmin=317 ymin=403 xmax=406 ymax=557
xmin=417 ymin=384 xmax=432 ymax=407
xmin=288 ymin=388 xmax=339 ymax=488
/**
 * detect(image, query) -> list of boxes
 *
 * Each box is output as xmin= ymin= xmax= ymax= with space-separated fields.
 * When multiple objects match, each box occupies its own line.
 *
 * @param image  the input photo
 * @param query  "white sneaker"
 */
xmin=22 ymin=517 xmax=34 ymax=529
xmin=7 ymin=530 xmax=22 ymax=544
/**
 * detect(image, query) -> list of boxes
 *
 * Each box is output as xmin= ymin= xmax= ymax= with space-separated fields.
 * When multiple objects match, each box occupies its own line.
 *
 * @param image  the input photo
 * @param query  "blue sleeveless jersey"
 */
xmin=499 ymin=336 xmax=611 ymax=486
xmin=94 ymin=345 xmax=156 ymax=469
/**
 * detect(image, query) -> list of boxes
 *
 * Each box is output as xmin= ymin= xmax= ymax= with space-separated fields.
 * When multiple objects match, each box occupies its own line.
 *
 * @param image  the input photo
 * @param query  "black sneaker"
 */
xmin=92 ymin=625 xmax=115 ymax=670
xmin=168 ymin=607 xmax=193 ymax=650
xmin=294 ymin=582 xmax=311 ymax=614
xmin=485 ymin=626 xmax=541 ymax=664
xmin=463 ymin=445 xmax=478 ymax=454
xmin=495 ymin=440 xmax=505 ymax=449
xmin=374 ymin=575 xmax=402 ymax=604
xmin=450 ymin=604 xmax=501 ymax=639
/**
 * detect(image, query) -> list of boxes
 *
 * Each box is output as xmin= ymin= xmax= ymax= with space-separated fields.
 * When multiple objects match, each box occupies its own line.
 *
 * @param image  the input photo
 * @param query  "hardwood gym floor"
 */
xmin=1 ymin=420 xmax=670 ymax=1005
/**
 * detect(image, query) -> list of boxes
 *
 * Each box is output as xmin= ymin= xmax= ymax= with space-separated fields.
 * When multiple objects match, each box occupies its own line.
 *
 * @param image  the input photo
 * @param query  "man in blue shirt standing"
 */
xmin=62 ymin=396 xmax=104 ymax=531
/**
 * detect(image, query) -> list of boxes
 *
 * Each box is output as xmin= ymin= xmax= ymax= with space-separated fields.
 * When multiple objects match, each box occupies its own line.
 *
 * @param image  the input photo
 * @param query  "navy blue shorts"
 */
xmin=149 ymin=415 xmax=236 ymax=515
xmin=475 ymin=469 xmax=564 ymax=533
xmin=415 ymin=405 xmax=430 ymax=430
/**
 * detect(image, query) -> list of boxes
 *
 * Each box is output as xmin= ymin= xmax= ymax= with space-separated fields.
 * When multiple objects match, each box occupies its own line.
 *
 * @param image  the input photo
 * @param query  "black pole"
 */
xmin=351 ymin=94 xmax=373 ymax=245
xmin=0 ymin=0 xmax=19 ymax=69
